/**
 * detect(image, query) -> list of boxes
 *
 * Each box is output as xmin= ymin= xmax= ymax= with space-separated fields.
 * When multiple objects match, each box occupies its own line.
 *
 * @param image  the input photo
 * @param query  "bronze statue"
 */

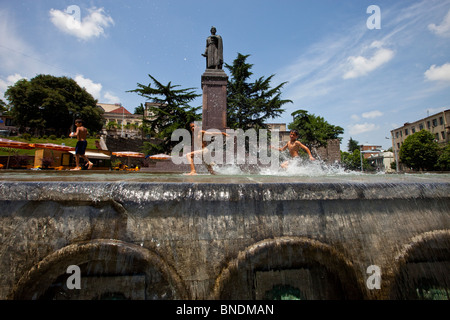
xmin=202 ymin=26 xmax=223 ymax=70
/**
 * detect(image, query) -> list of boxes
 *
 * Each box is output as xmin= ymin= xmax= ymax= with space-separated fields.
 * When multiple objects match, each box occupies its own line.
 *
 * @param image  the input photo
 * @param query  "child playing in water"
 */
xmin=186 ymin=122 xmax=229 ymax=175
xmin=69 ymin=119 xmax=93 ymax=170
xmin=272 ymin=129 xmax=315 ymax=168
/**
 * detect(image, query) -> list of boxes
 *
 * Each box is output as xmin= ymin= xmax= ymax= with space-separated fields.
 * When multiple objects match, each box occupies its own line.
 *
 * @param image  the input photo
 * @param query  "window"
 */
xmin=405 ymin=128 xmax=409 ymax=135
xmin=441 ymin=131 xmax=445 ymax=140
xmin=435 ymin=133 xmax=439 ymax=141
xmin=427 ymin=121 xmax=431 ymax=129
xmin=432 ymin=119 xmax=438 ymax=127
xmin=419 ymin=123 xmax=424 ymax=130
xmin=412 ymin=127 xmax=416 ymax=133
xmin=439 ymin=117 xmax=444 ymax=125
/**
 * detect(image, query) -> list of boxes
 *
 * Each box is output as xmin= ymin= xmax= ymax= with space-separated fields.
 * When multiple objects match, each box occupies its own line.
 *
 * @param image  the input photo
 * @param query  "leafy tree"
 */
xmin=0 ymin=99 xmax=7 ymax=113
xmin=128 ymin=74 xmax=201 ymax=154
xmin=5 ymin=74 xmax=103 ymax=136
xmin=436 ymin=143 xmax=450 ymax=171
xmin=399 ymin=130 xmax=440 ymax=171
xmin=288 ymin=109 xmax=344 ymax=150
xmin=341 ymin=149 xmax=370 ymax=171
xmin=347 ymin=137 xmax=359 ymax=153
xmin=225 ymin=53 xmax=291 ymax=130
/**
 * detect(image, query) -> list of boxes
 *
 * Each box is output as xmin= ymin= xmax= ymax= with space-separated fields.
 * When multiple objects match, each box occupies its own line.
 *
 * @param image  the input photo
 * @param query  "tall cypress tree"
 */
xmin=225 ymin=53 xmax=291 ymax=130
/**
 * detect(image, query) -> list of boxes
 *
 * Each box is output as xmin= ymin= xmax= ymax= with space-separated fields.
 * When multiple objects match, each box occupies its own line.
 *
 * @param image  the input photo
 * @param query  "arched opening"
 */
xmin=390 ymin=230 xmax=450 ymax=300
xmin=12 ymin=239 xmax=188 ymax=300
xmin=212 ymin=236 xmax=364 ymax=300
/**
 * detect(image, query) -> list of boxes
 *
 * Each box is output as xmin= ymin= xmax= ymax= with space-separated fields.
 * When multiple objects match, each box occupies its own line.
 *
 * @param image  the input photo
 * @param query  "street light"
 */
xmin=386 ymin=135 xmax=399 ymax=173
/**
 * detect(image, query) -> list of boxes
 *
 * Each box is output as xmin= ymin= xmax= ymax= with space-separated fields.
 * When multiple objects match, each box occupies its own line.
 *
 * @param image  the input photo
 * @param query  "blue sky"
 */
xmin=1 ymin=0 xmax=449 ymax=150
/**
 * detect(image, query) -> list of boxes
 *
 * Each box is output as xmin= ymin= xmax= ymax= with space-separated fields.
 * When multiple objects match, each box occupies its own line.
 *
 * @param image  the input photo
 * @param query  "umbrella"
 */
xmin=112 ymin=151 xmax=145 ymax=167
xmin=112 ymin=151 xmax=145 ymax=158
xmin=148 ymin=153 xmax=172 ymax=160
xmin=0 ymin=138 xmax=35 ymax=169
xmin=0 ymin=138 xmax=34 ymax=149
xmin=34 ymin=143 xmax=75 ymax=152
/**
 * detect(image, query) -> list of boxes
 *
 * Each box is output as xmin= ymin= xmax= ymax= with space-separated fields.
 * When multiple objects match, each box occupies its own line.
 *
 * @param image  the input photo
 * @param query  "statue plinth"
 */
xmin=201 ymin=69 xmax=228 ymax=131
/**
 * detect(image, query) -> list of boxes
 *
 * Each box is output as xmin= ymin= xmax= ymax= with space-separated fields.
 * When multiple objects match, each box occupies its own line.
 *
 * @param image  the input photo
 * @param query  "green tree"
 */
xmin=0 ymin=99 xmax=7 ymax=113
xmin=347 ymin=137 xmax=359 ymax=153
xmin=128 ymin=74 xmax=201 ymax=154
xmin=341 ymin=149 xmax=370 ymax=171
xmin=288 ymin=109 xmax=344 ymax=150
xmin=5 ymin=74 xmax=103 ymax=136
xmin=225 ymin=53 xmax=291 ymax=130
xmin=436 ymin=143 xmax=450 ymax=171
xmin=399 ymin=130 xmax=440 ymax=171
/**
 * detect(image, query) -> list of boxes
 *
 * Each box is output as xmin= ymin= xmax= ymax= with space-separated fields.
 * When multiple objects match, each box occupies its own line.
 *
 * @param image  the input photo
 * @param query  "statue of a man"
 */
xmin=202 ymin=26 xmax=223 ymax=70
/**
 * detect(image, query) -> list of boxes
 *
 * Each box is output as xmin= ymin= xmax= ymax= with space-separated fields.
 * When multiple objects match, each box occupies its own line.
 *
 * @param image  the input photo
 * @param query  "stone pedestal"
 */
xmin=201 ymin=69 xmax=228 ymax=130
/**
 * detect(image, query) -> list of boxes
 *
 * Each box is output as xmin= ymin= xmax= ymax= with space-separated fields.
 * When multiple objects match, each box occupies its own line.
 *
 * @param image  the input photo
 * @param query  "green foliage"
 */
xmin=340 ymin=149 xmax=370 ymax=171
xmin=399 ymin=130 xmax=440 ymax=171
xmin=128 ymin=74 xmax=201 ymax=154
xmin=5 ymin=74 xmax=103 ymax=136
xmin=347 ymin=137 xmax=359 ymax=153
xmin=436 ymin=143 xmax=450 ymax=171
xmin=0 ymin=99 xmax=7 ymax=113
xmin=225 ymin=53 xmax=291 ymax=130
xmin=288 ymin=109 xmax=344 ymax=150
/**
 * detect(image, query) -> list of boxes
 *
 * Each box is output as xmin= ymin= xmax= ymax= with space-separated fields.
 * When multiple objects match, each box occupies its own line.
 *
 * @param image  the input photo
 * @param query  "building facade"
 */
xmin=390 ymin=109 xmax=450 ymax=156
xmin=97 ymin=103 xmax=143 ymax=138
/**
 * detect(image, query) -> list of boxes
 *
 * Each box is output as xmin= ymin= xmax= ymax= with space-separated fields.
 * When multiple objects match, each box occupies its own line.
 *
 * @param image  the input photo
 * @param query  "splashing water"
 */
xmin=214 ymin=157 xmax=360 ymax=177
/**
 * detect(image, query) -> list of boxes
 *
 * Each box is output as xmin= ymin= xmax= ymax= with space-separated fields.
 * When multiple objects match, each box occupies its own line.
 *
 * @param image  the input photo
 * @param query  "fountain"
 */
xmin=0 ymin=28 xmax=448 ymax=301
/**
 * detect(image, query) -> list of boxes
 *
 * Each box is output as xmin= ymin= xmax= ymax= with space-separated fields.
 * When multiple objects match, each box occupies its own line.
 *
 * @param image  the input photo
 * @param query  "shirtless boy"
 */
xmin=272 ymin=129 xmax=315 ymax=168
xmin=186 ymin=122 xmax=229 ymax=175
xmin=69 ymin=119 xmax=93 ymax=170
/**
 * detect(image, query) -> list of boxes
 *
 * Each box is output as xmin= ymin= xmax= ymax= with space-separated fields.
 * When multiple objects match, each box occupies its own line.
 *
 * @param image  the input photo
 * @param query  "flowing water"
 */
xmin=0 ymin=166 xmax=449 ymax=300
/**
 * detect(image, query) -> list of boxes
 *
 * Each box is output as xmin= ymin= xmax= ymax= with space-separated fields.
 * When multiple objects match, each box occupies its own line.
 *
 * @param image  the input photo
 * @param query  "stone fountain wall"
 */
xmin=0 ymin=178 xmax=449 ymax=300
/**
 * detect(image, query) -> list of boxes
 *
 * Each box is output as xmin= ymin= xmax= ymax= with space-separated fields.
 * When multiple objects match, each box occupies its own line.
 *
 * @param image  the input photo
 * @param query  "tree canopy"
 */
xmin=400 ymin=129 xmax=440 ymax=171
xmin=225 ymin=53 xmax=291 ymax=130
xmin=288 ymin=109 xmax=344 ymax=150
xmin=5 ymin=74 xmax=103 ymax=136
xmin=127 ymin=74 xmax=201 ymax=153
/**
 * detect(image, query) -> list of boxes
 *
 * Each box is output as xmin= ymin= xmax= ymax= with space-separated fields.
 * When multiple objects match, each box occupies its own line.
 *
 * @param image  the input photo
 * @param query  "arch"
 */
xmin=211 ymin=236 xmax=364 ymax=300
xmin=11 ymin=239 xmax=188 ymax=300
xmin=389 ymin=230 xmax=450 ymax=299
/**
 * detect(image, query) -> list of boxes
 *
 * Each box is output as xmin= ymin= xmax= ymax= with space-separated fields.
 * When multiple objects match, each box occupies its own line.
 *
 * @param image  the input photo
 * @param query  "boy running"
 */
xmin=69 ymin=119 xmax=93 ymax=170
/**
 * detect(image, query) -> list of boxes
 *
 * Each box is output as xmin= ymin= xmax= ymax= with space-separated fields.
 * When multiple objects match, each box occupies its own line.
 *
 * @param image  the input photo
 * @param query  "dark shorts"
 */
xmin=75 ymin=140 xmax=87 ymax=155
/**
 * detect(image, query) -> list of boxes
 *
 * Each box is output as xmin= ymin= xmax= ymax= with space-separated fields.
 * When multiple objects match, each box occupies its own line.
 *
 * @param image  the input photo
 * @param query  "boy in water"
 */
xmin=69 ymin=119 xmax=93 ymax=170
xmin=186 ymin=122 xmax=229 ymax=175
xmin=272 ymin=129 xmax=315 ymax=168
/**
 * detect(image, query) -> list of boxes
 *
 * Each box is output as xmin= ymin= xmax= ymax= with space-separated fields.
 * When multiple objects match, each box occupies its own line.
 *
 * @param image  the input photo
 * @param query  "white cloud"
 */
xmin=362 ymin=110 xmax=383 ymax=119
xmin=0 ymin=73 xmax=26 ymax=99
xmin=348 ymin=123 xmax=379 ymax=135
xmin=424 ymin=63 xmax=450 ymax=82
xmin=104 ymin=91 xmax=120 ymax=104
xmin=74 ymin=74 xmax=102 ymax=99
xmin=428 ymin=10 xmax=450 ymax=37
xmin=49 ymin=7 xmax=114 ymax=41
xmin=74 ymin=75 xmax=120 ymax=104
xmin=343 ymin=42 xmax=395 ymax=79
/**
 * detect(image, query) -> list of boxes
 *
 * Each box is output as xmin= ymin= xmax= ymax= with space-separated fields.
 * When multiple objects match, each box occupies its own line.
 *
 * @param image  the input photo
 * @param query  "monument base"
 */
xmin=201 ymin=69 xmax=228 ymax=131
